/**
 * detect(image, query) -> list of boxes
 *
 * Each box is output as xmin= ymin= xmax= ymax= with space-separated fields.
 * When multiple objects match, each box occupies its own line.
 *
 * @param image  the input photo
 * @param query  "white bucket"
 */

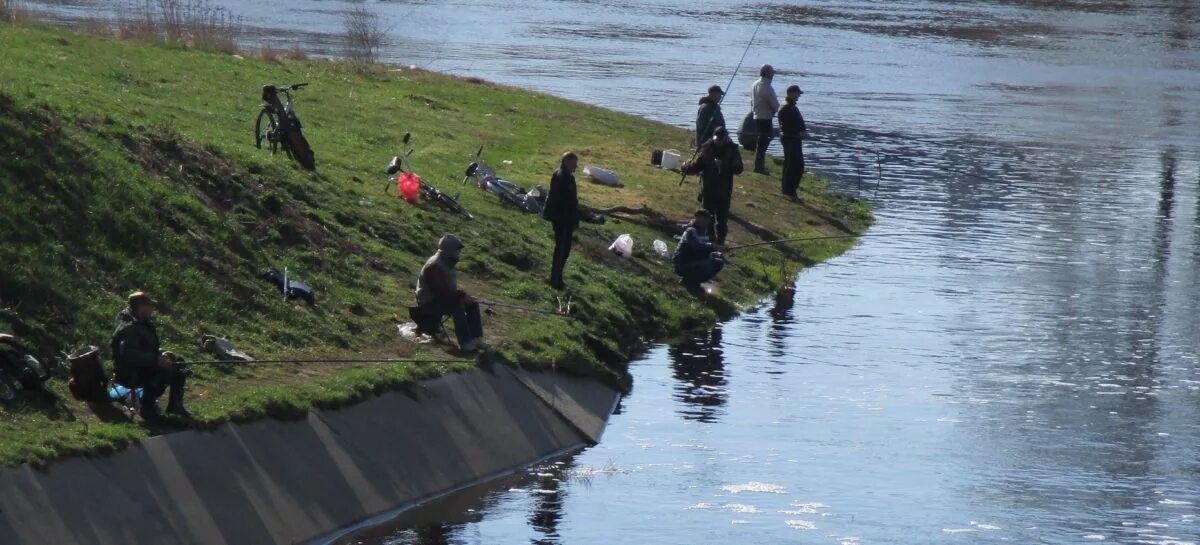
xmin=660 ymin=149 xmax=681 ymax=170
xmin=583 ymin=165 xmax=620 ymax=186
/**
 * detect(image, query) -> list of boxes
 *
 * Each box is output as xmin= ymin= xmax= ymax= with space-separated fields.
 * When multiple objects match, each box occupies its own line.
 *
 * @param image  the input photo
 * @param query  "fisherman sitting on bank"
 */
xmin=111 ymin=292 xmax=191 ymax=421
xmin=674 ymin=209 xmax=725 ymax=290
xmin=415 ymin=234 xmax=489 ymax=352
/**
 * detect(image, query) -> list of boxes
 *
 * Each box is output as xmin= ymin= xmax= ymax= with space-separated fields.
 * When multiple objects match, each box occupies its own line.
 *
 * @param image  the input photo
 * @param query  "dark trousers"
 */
xmin=754 ymin=119 xmax=774 ymax=172
xmin=703 ymin=203 xmax=730 ymax=245
xmin=121 ymin=364 xmax=186 ymax=409
xmin=675 ymin=258 xmax=725 ymax=286
xmin=450 ymin=301 xmax=484 ymax=347
xmin=781 ymin=138 xmax=805 ymax=195
xmin=550 ymin=221 xmax=575 ymax=287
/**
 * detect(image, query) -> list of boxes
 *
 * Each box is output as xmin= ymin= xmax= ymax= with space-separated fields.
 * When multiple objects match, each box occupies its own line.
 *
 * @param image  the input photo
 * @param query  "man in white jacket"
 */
xmin=751 ymin=64 xmax=780 ymax=175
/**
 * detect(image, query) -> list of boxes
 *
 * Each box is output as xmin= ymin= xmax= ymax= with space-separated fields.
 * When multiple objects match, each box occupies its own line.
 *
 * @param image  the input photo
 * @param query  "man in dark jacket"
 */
xmin=778 ymin=85 xmax=808 ymax=198
xmin=682 ymin=127 xmax=744 ymax=245
xmin=695 ymin=85 xmax=726 ymax=149
xmin=543 ymin=152 xmax=581 ymax=290
xmin=110 ymin=292 xmax=189 ymax=421
xmin=674 ymin=209 xmax=725 ymax=289
xmin=416 ymin=234 xmax=487 ymax=351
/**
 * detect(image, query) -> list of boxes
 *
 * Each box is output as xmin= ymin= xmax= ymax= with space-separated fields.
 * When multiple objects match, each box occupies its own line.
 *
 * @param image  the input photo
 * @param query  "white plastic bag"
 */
xmin=583 ymin=165 xmax=621 ymax=187
xmin=653 ymin=239 xmax=670 ymax=260
xmin=609 ymin=234 xmax=634 ymax=258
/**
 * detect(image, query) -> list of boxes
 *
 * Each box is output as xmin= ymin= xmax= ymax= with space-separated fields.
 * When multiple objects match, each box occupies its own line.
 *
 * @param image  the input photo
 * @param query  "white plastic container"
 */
xmin=583 ymin=165 xmax=621 ymax=187
xmin=660 ymin=149 xmax=682 ymax=170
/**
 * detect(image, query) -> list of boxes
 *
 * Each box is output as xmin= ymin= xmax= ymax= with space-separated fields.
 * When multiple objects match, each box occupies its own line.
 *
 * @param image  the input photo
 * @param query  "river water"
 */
xmin=29 ymin=0 xmax=1200 ymax=543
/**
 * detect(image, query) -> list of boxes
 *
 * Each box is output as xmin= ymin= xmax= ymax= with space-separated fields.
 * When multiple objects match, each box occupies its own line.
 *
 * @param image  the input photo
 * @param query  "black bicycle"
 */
xmin=255 ymin=83 xmax=316 ymax=171
xmin=0 ymin=334 xmax=60 ymax=404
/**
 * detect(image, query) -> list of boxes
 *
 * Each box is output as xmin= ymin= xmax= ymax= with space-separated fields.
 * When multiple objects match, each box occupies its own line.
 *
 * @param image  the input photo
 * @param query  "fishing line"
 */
xmin=185 ymin=358 xmax=472 ymax=366
xmin=703 ymin=339 xmax=847 ymax=368
xmin=680 ymin=20 xmax=764 ymax=187
xmin=479 ymin=300 xmax=572 ymax=318
xmin=724 ymin=232 xmax=910 ymax=251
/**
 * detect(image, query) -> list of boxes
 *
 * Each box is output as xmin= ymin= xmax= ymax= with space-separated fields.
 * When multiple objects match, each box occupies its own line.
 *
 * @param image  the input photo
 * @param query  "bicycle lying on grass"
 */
xmin=463 ymin=146 xmax=545 ymax=214
xmin=385 ymin=133 xmax=474 ymax=219
xmin=255 ymin=82 xmax=316 ymax=171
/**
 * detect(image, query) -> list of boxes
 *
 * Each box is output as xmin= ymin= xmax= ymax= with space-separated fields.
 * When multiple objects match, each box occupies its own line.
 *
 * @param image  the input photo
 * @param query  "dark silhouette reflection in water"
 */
xmin=766 ymin=288 xmax=796 ymax=364
xmin=411 ymin=524 xmax=452 ymax=545
xmin=667 ymin=327 xmax=727 ymax=423
xmin=528 ymin=459 xmax=572 ymax=545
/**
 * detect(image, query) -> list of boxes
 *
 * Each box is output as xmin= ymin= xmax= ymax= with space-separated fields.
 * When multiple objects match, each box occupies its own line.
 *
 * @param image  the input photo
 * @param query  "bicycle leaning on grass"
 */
xmin=255 ymin=82 xmax=316 ymax=171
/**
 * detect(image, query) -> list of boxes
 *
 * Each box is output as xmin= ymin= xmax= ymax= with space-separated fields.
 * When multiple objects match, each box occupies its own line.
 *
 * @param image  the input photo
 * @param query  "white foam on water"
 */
xmin=1160 ymin=499 xmax=1193 ymax=506
xmin=721 ymin=482 xmax=786 ymax=494
xmin=1083 ymin=534 xmax=1106 ymax=540
xmin=731 ymin=519 xmax=751 ymax=525
xmin=785 ymin=519 xmax=816 ymax=530
xmin=943 ymin=528 xmax=977 ymax=533
xmin=722 ymin=503 xmax=760 ymax=514
xmin=790 ymin=502 xmax=829 ymax=510
xmin=685 ymin=502 xmax=712 ymax=510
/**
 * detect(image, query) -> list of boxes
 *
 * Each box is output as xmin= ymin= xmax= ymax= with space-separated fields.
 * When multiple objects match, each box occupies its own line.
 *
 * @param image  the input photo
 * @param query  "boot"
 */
xmin=166 ymin=376 xmax=192 ymax=421
xmin=139 ymin=402 xmax=163 ymax=422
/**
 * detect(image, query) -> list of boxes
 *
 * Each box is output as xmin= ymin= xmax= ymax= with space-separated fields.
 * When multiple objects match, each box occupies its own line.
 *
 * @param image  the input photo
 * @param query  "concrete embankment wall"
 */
xmin=0 ymin=366 xmax=619 ymax=545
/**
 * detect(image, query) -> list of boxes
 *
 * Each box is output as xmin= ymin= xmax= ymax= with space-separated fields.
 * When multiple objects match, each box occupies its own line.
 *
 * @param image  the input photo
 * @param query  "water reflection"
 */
xmin=528 ymin=460 xmax=572 ymax=545
xmin=667 ymin=328 xmax=727 ymax=424
xmin=410 ymin=524 xmax=451 ymax=545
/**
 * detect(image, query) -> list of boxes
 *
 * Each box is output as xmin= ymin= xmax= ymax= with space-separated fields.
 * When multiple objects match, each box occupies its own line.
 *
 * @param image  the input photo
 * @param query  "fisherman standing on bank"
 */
xmin=543 ymin=152 xmax=581 ymax=291
xmin=778 ymin=84 xmax=807 ymax=199
xmin=751 ymin=64 xmax=780 ymax=175
xmin=696 ymin=85 xmax=726 ymax=149
xmin=682 ymin=126 xmax=744 ymax=246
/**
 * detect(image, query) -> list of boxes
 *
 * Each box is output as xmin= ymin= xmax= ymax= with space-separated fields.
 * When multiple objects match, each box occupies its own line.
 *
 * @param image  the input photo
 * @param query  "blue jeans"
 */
xmin=675 ymin=258 xmax=725 ymax=285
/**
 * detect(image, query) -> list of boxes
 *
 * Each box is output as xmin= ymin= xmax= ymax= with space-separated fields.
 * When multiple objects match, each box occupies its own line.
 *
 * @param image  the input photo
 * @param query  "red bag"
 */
xmin=397 ymin=172 xmax=421 ymax=204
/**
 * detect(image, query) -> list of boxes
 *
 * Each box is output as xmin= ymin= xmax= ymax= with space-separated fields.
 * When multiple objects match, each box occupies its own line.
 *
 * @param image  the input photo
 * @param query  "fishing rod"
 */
xmin=805 ymin=123 xmax=1014 ymax=185
xmin=184 ymin=357 xmax=474 ymax=366
xmin=724 ymin=232 xmax=909 ymax=251
xmin=679 ymin=20 xmax=764 ymax=187
xmin=478 ymin=299 xmax=571 ymax=318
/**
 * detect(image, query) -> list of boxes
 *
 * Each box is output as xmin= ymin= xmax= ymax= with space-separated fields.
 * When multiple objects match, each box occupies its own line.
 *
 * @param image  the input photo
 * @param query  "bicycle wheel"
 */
xmin=287 ymin=130 xmax=316 ymax=171
xmin=255 ymin=108 xmax=279 ymax=152
xmin=438 ymin=193 xmax=474 ymax=220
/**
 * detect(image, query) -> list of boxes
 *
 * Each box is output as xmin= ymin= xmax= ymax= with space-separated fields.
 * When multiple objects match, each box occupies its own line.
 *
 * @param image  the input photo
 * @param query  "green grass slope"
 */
xmin=0 ymin=23 xmax=871 ymax=466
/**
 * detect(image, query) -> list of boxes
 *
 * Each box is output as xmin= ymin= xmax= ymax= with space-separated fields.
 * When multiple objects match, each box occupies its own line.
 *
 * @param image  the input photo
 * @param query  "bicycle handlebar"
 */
xmin=271 ymin=83 xmax=308 ymax=92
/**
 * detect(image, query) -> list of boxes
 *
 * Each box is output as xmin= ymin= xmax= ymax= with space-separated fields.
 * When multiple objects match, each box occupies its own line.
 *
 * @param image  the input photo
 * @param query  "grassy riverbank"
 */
xmin=0 ymin=23 xmax=871 ymax=467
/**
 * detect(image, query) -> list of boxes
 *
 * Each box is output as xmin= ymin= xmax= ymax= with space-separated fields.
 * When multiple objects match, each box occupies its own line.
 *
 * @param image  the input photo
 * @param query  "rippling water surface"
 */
xmin=29 ymin=0 xmax=1200 ymax=543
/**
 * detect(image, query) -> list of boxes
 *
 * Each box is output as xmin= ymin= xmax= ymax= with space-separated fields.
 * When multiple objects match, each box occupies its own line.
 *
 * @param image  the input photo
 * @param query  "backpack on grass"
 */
xmin=67 ymin=345 xmax=109 ymax=402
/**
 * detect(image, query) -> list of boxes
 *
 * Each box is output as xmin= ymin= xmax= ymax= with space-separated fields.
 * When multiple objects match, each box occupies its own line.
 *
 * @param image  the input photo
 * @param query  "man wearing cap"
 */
xmin=416 ymin=234 xmax=488 ymax=351
xmin=751 ymin=64 xmax=781 ymax=175
xmin=696 ymin=85 xmax=727 ymax=149
xmin=778 ymin=84 xmax=808 ymax=198
xmin=682 ymin=126 xmax=744 ymax=246
xmin=110 ymin=292 xmax=190 ymax=421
